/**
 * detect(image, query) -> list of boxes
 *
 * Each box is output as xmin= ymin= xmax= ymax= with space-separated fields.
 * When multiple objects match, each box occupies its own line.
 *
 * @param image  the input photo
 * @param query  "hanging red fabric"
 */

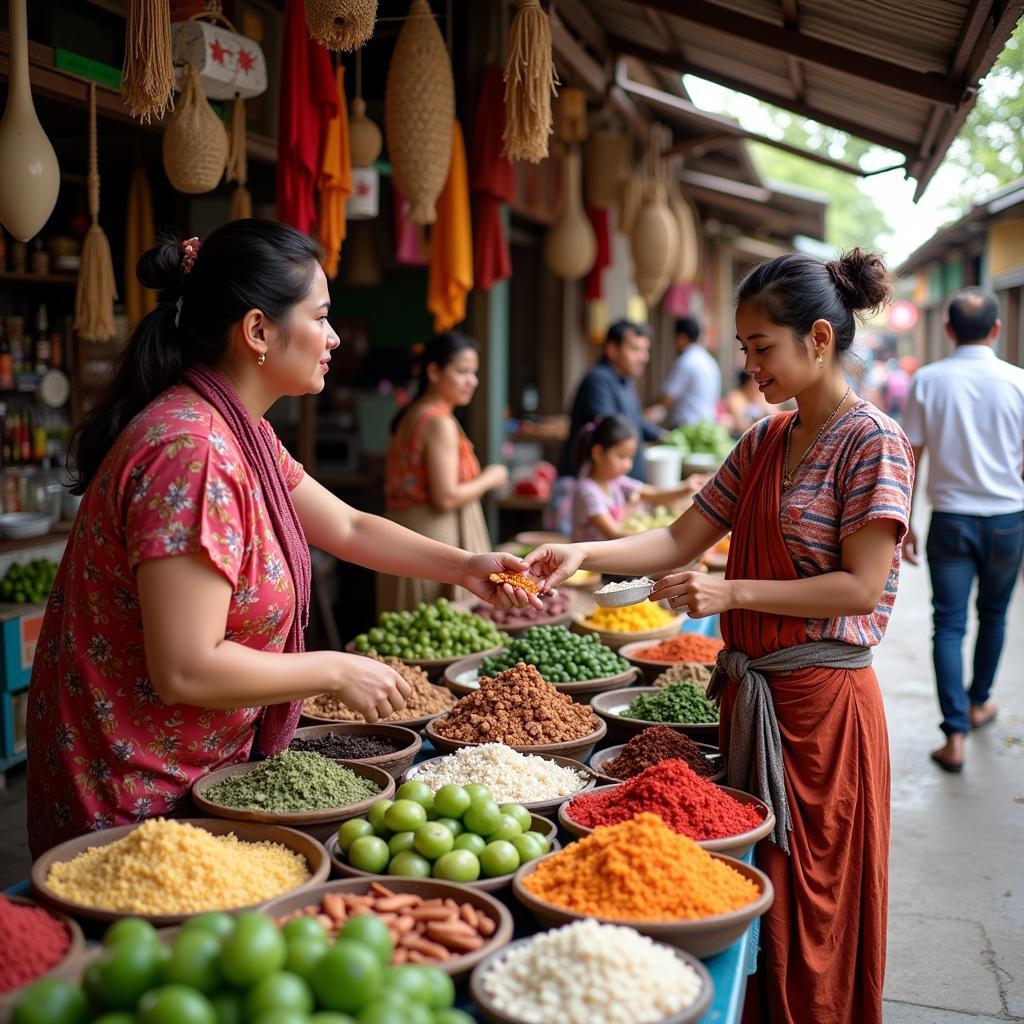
xmin=277 ymin=0 xmax=337 ymax=233
xmin=470 ymin=64 xmax=514 ymax=291
xmin=585 ymin=206 xmax=611 ymax=300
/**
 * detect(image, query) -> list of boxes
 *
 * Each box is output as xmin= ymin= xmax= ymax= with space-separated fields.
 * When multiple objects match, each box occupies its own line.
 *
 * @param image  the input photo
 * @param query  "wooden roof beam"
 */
xmin=779 ymin=0 xmax=806 ymax=101
xmin=609 ymin=36 xmax=916 ymax=157
xmin=631 ymin=0 xmax=964 ymax=106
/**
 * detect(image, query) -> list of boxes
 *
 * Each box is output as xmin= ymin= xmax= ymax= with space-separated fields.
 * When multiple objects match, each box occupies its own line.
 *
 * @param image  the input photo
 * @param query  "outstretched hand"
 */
xmin=523 ymin=543 xmax=585 ymax=592
xmin=461 ymin=552 xmax=545 ymax=609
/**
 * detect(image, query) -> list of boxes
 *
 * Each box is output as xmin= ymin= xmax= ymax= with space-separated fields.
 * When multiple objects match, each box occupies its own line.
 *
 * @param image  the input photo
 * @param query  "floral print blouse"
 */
xmin=26 ymin=386 xmax=304 ymax=856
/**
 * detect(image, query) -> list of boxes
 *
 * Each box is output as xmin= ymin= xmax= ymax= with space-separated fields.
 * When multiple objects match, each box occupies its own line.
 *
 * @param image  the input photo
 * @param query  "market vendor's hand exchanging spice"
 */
xmin=336 ymin=655 xmax=411 ymax=723
xmin=651 ymin=570 xmax=734 ymax=619
xmin=460 ymin=552 xmax=546 ymax=609
xmin=523 ymin=543 xmax=585 ymax=591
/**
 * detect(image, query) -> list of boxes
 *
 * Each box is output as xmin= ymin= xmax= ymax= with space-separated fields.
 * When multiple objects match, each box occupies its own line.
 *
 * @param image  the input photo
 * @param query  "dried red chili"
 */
xmin=0 ymin=895 xmax=71 ymax=992
xmin=567 ymin=758 xmax=763 ymax=840
xmin=602 ymin=725 xmax=717 ymax=780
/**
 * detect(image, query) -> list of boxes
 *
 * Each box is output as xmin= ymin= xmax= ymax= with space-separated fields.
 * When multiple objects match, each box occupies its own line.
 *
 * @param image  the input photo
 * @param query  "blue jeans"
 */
xmin=927 ymin=510 xmax=1024 ymax=735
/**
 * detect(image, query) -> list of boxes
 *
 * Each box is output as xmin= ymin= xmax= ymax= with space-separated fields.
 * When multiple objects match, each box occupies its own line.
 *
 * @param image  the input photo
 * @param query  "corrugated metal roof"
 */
xmin=568 ymin=0 xmax=1023 ymax=199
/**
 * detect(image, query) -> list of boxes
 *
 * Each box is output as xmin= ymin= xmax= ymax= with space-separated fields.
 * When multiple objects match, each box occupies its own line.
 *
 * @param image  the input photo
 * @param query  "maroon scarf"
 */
xmin=184 ymin=365 xmax=311 ymax=754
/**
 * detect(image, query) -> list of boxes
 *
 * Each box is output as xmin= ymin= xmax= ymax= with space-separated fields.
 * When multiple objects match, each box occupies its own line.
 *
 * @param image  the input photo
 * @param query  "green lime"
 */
xmin=181 ymin=912 xmax=235 ymax=942
xmin=479 ymin=839 xmax=520 ymax=878
xmin=367 ymin=800 xmax=394 ymax=834
xmin=462 ymin=784 xmax=491 ymax=802
xmin=384 ymin=799 xmax=428 ymax=833
xmin=430 ymin=1011 xmax=476 ymax=1024
xmin=310 ymin=942 xmax=382 ymax=1013
xmin=92 ymin=1015 xmax=137 ymax=1024
xmin=309 ymin=1015 xmax=357 ymax=1024
xmin=451 ymin=832 xmax=486 ymax=856
xmin=284 ymin=935 xmax=329 ymax=980
xmin=337 ymin=818 xmax=375 ymax=853
xmin=218 ymin=912 xmax=286 ymax=988
xmin=420 ymin=966 xmax=456 ymax=1009
xmin=86 ymin=938 xmax=164 ymax=1009
xmin=431 ymin=784 xmax=471 ymax=819
xmin=339 ymin=915 xmax=394 ymax=967
xmin=162 ymin=929 xmax=223 ymax=993
xmin=210 ymin=991 xmax=244 ymax=1024
xmin=281 ymin=915 xmax=329 ymax=945
xmin=11 ymin=980 xmax=89 ymax=1024
xmin=245 ymin=971 xmax=314 ymax=1018
xmin=431 ymin=849 xmax=480 ymax=882
xmin=251 ymin=1011 xmax=308 ymax=1024
xmin=388 ymin=831 xmax=416 ymax=856
xmin=463 ymin=798 xmax=501 ymax=837
xmin=499 ymin=804 xmax=533 ymax=832
xmin=434 ymin=817 xmax=463 ymax=837
xmin=394 ymin=780 xmax=434 ymax=810
xmin=348 ymin=835 xmax=390 ymax=873
xmin=380 ymin=965 xmax=432 ymax=1004
xmin=510 ymin=832 xmax=546 ymax=863
xmin=137 ymin=985 xmax=216 ymax=1024
xmin=413 ymin=821 xmax=454 ymax=860
xmin=488 ymin=814 xmax=524 ymax=842
xmin=103 ymin=917 xmax=160 ymax=948
xmin=523 ymin=829 xmax=551 ymax=853
xmin=387 ymin=850 xmax=432 ymax=877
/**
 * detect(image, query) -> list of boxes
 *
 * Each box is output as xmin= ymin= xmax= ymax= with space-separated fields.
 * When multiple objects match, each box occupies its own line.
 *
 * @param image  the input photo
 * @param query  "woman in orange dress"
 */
xmin=526 ymin=249 xmax=914 ymax=1024
xmin=379 ymin=332 xmax=508 ymax=611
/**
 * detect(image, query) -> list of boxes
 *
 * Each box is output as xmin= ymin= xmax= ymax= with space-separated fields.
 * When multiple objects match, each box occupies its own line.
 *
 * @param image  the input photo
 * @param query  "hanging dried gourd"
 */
xmin=163 ymin=65 xmax=229 ymax=194
xmin=122 ymin=0 xmax=174 ymax=123
xmin=385 ymin=0 xmax=454 ymax=225
xmin=585 ymin=126 xmax=630 ymax=210
xmin=305 ymin=0 xmax=378 ymax=52
xmin=631 ymin=126 xmax=679 ymax=306
xmin=75 ymin=83 xmax=118 ymax=343
xmin=348 ymin=51 xmax=382 ymax=220
xmin=544 ymin=144 xmax=596 ymax=280
xmin=669 ymin=187 xmax=699 ymax=285
xmin=617 ymin=168 xmax=643 ymax=236
xmin=503 ymin=0 xmax=558 ymax=163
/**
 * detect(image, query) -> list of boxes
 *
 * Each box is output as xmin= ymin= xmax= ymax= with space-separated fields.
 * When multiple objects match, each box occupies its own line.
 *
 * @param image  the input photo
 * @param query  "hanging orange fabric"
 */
xmin=317 ymin=66 xmax=353 ymax=279
xmin=427 ymin=120 xmax=473 ymax=332
xmin=124 ymin=164 xmax=156 ymax=324
xmin=718 ymin=414 xmax=889 ymax=1024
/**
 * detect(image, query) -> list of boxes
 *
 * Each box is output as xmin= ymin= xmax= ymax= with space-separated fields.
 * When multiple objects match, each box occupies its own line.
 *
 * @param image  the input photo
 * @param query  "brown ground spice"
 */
xmin=303 ymin=654 xmax=455 ymax=722
xmin=433 ymin=663 xmax=600 ymax=743
xmin=602 ymin=725 xmax=718 ymax=780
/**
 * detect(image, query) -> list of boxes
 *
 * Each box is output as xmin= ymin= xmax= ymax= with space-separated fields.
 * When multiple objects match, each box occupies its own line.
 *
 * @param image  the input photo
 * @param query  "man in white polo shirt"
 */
xmin=903 ymin=288 xmax=1024 ymax=773
xmin=655 ymin=317 xmax=722 ymax=428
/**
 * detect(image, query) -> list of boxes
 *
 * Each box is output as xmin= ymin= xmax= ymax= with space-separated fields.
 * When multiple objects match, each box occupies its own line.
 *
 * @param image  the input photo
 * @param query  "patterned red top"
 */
xmin=26 ymin=386 xmax=304 ymax=856
xmin=385 ymin=404 xmax=482 ymax=512
xmin=693 ymin=401 xmax=914 ymax=647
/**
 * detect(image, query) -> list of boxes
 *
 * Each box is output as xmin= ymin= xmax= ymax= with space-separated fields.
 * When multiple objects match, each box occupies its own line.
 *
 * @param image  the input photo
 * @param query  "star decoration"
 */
xmin=237 ymin=47 xmax=255 ymax=73
xmin=355 ymin=181 xmax=372 ymax=197
xmin=210 ymin=38 xmax=233 ymax=66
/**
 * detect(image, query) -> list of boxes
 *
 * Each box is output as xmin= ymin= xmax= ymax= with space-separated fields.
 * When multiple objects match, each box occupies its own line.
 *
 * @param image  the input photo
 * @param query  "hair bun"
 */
xmin=136 ymin=236 xmax=187 ymax=302
xmin=826 ymin=248 xmax=891 ymax=315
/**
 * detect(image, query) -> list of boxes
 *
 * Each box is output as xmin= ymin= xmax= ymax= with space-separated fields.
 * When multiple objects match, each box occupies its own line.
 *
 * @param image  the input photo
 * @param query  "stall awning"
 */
xmin=563 ymin=0 xmax=1023 ymax=200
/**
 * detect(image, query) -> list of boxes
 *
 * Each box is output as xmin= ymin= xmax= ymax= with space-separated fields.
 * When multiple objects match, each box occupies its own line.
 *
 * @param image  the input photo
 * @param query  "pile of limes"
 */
xmin=0 ymin=559 xmax=58 ymax=604
xmin=351 ymin=599 xmax=506 ymax=662
xmin=338 ymin=781 xmax=550 ymax=884
xmin=11 ymin=910 xmax=472 ymax=1024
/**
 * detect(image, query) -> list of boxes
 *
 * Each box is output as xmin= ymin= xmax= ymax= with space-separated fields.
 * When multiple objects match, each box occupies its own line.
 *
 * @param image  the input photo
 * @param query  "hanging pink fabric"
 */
xmin=471 ymin=64 xmax=514 ymax=291
xmin=277 ymin=0 xmax=337 ymax=233
xmin=585 ymin=206 xmax=611 ymax=300
xmin=393 ymin=183 xmax=428 ymax=265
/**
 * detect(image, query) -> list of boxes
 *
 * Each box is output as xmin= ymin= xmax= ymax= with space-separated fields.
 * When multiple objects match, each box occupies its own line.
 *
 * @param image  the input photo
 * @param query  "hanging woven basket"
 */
xmin=163 ymin=65 xmax=228 ymax=194
xmin=544 ymin=145 xmax=596 ymax=280
xmin=631 ymin=180 xmax=678 ymax=305
xmin=617 ymin=169 xmax=643 ymax=236
xmin=585 ymin=128 xmax=630 ymax=210
xmin=305 ymin=0 xmax=378 ymax=52
xmin=384 ymin=0 xmax=454 ymax=225
xmin=669 ymin=190 xmax=699 ymax=285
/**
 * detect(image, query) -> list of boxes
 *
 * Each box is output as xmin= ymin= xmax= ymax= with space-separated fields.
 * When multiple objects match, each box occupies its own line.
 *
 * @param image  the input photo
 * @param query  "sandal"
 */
xmin=970 ymin=708 xmax=998 ymax=730
xmin=930 ymin=751 xmax=963 ymax=774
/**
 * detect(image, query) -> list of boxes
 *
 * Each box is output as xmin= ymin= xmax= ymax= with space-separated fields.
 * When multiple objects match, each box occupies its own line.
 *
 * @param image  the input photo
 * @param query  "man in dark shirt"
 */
xmin=559 ymin=319 xmax=663 ymax=478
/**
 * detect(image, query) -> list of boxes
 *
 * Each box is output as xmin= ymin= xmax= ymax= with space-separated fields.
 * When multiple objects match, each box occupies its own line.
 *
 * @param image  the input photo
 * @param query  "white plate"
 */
xmin=0 ymin=512 xmax=55 ymax=539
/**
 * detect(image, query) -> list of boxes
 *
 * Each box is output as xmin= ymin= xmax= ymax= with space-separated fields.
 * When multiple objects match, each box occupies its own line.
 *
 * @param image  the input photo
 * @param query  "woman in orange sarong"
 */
xmin=526 ymin=249 xmax=915 ymax=1024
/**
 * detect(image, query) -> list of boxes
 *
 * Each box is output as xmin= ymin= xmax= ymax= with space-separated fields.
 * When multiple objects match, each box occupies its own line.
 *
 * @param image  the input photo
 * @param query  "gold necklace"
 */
xmin=782 ymin=386 xmax=852 ymax=490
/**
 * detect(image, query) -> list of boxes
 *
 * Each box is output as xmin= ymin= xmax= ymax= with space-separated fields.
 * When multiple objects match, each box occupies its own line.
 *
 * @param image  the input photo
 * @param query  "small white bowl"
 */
xmin=0 ymin=512 xmax=55 ymax=539
xmin=593 ymin=580 xmax=655 ymax=607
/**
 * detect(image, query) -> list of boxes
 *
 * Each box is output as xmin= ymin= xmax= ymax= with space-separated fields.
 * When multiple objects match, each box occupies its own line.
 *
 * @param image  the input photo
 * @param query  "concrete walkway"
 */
xmin=880 ymin=552 xmax=1024 ymax=1023
xmin=0 ymin=546 xmax=1021 ymax=1022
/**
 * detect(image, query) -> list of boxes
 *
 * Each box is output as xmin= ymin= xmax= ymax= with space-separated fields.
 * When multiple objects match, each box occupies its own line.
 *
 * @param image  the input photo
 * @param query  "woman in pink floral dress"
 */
xmin=26 ymin=221 xmax=536 ymax=857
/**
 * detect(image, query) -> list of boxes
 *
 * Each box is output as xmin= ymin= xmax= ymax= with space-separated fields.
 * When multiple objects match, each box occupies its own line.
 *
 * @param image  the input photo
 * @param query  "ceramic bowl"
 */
xmin=444 ymin=652 xmax=637 ymax=701
xmin=619 ymin=639 xmax=720 ymax=685
xmin=469 ymin=935 xmax=714 ymax=1024
xmin=261 ymin=877 xmax=514 ymax=981
xmin=590 ymin=687 xmax=719 ymax=743
xmin=512 ymin=851 xmax=774 ymax=958
xmin=592 ymin=580 xmax=655 ymax=607
xmin=190 ymin=760 xmax=395 ymax=843
xmin=557 ymin=785 xmax=774 ymax=858
xmin=31 ymin=819 xmax=330 ymax=926
xmin=300 ymin=707 xmax=448 ymax=734
xmin=344 ymin=640 xmax=506 ymax=682
xmin=589 ymin=741 xmax=725 ymax=784
xmin=326 ymin=827 xmax=561 ymax=895
xmin=424 ymin=714 xmax=608 ymax=764
xmin=289 ymin=722 xmax=422 ymax=780
xmin=402 ymin=751 xmax=598 ymax=816
xmin=570 ymin=611 xmax=685 ymax=651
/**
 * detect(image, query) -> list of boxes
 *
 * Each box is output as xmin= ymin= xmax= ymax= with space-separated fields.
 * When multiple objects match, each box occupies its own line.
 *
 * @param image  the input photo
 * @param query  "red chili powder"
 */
xmin=0 ymin=895 xmax=71 ymax=992
xmin=567 ymin=758 xmax=764 ymax=840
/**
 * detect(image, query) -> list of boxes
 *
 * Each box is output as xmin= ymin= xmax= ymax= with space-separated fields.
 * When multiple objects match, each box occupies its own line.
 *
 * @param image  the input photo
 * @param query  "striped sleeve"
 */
xmin=838 ymin=422 xmax=915 ymax=542
xmin=692 ymin=419 xmax=770 ymax=530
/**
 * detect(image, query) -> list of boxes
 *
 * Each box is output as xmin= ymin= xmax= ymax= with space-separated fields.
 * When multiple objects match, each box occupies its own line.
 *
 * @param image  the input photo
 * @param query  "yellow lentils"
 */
xmin=584 ymin=603 xmax=676 ymax=633
xmin=44 ymin=819 xmax=310 ymax=914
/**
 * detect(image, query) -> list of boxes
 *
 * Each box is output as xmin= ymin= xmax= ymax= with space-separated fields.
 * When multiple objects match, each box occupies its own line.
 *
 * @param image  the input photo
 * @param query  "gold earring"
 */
xmin=257 ymin=353 xmax=266 ymax=366
xmin=816 ymin=354 xmax=823 ymax=368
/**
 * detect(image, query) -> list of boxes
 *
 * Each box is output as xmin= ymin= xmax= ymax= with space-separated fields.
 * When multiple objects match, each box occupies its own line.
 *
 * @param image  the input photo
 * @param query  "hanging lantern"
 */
xmin=171 ymin=15 xmax=268 ymax=99
xmin=384 ymin=0 xmax=454 ymax=225
xmin=585 ymin=128 xmax=630 ymax=210
xmin=0 ymin=0 xmax=60 ymax=241
xmin=163 ymin=65 xmax=229 ymax=194
xmin=544 ymin=145 xmax=596 ymax=280
xmin=304 ymin=0 xmax=378 ymax=51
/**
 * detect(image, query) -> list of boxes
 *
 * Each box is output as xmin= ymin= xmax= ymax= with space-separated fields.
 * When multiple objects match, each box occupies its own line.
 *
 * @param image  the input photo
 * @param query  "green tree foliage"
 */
xmin=943 ymin=19 xmax=1024 ymax=202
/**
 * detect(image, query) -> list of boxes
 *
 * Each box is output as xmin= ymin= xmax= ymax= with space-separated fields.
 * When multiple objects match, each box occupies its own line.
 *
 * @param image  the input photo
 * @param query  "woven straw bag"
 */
xmin=632 ymin=180 xmax=679 ymax=305
xmin=670 ymin=190 xmax=699 ymax=284
xmin=385 ymin=0 xmax=454 ymax=225
xmin=305 ymin=0 xmax=377 ymax=52
xmin=163 ymin=65 xmax=228 ymax=193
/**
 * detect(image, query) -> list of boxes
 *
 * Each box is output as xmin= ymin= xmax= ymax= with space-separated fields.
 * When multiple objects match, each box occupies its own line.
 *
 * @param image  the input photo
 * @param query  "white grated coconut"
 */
xmin=595 ymin=577 xmax=654 ymax=594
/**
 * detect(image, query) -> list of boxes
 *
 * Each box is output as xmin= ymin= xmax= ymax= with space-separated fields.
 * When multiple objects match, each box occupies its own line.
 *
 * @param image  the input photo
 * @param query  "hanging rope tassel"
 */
xmin=226 ymin=96 xmax=252 ymax=220
xmin=75 ymin=83 xmax=118 ymax=343
xmin=503 ymin=0 xmax=558 ymax=164
xmin=121 ymin=0 xmax=174 ymax=123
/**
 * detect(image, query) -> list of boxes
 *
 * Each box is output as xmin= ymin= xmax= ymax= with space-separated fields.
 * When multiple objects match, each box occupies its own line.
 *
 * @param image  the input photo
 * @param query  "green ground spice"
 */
xmin=203 ymin=750 xmax=380 ymax=812
xmin=625 ymin=682 xmax=720 ymax=724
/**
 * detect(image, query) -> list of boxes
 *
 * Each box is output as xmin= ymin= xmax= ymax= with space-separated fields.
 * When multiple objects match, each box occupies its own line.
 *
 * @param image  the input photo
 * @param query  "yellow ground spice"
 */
xmin=521 ymin=813 xmax=759 ymax=920
xmin=45 ymin=819 xmax=310 ymax=914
